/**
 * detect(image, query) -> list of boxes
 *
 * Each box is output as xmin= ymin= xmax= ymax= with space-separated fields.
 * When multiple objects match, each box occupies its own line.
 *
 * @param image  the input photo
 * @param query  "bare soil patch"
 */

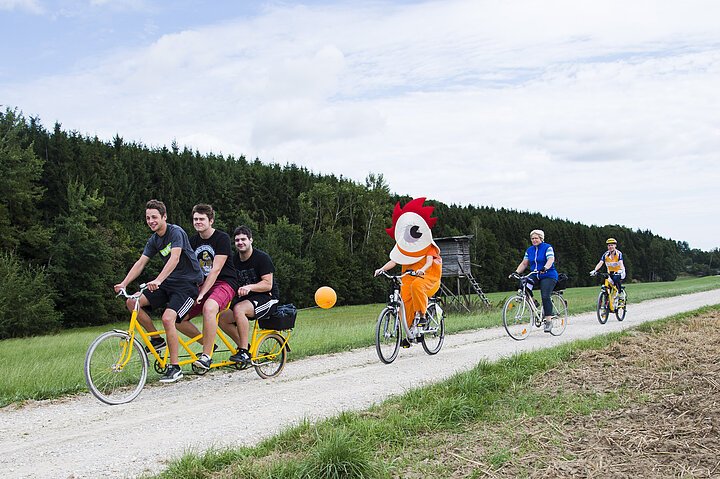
xmin=409 ymin=312 xmax=720 ymax=478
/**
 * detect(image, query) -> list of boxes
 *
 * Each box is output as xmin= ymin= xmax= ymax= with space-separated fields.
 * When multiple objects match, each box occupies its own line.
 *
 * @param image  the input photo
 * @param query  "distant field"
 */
xmin=1 ymin=275 xmax=719 ymax=407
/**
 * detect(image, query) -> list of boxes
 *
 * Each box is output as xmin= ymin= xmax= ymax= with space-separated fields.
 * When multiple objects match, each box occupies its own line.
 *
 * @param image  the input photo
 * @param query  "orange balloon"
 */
xmin=315 ymin=286 xmax=337 ymax=309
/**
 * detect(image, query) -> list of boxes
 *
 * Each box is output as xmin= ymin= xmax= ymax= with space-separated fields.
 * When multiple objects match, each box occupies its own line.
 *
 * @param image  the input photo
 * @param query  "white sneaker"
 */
xmin=409 ymin=326 xmax=418 ymax=338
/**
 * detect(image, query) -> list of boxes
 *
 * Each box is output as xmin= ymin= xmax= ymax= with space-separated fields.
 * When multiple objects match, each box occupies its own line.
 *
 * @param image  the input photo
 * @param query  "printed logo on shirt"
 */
xmin=160 ymin=242 xmax=172 ymax=257
xmin=195 ymin=244 xmax=216 ymax=276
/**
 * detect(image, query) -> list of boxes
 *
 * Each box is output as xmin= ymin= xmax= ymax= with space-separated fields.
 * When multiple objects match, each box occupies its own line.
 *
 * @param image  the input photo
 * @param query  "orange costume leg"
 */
xmin=401 ymin=276 xmax=441 ymax=327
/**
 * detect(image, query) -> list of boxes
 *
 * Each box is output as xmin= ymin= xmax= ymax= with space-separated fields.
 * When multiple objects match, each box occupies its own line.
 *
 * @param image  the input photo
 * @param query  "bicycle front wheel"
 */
xmin=549 ymin=293 xmax=568 ymax=336
xmin=421 ymin=303 xmax=445 ymax=355
xmin=502 ymin=295 xmax=532 ymax=341
xmin=85 ymin=331 xmax=148 ymax=405
xmin=597 ymin=291 xmax=609 ymax=324
xmin=375 ymin=307 xmax=400 ymax=364
xmin=616 ymin=292 xmax=627 ymax=321
xmin=254 ymin=333 xmax=287 ymax=379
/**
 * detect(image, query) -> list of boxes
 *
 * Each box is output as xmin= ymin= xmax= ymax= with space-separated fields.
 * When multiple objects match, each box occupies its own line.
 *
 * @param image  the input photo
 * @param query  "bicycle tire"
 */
xmin=375 ymin=307 xmax=400 ymax=363
xmin=616 ymin=292 xmax=627 ymax=321
xmin=254 ymin=333 xmax=287 ymax=379
xmin=597 ymin=291 xmax=609 ymax=324
xmin=549 ymin=293 xmax=568 ymax=336
xmin=421 ymin=303 xmax=445 ymax=355
xmin=502 ymin=295 xmax=532 ymax=341
xmin=85 ymin=331 xmax=148 ymax=405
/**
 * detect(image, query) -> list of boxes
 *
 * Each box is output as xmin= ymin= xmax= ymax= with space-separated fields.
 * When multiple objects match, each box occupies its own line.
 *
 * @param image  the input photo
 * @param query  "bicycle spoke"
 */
xmin=503 ymin=295 xmax=532 ymax=340
xmin=85 ymin=331 xmax=148 ymax=405
xmin=375 ymin=307 xmax=400 ymax=363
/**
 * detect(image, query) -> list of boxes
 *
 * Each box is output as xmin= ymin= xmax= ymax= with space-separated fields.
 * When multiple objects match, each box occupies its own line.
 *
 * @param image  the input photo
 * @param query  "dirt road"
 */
xmin=2 ymin=289 xmax=719 ymax=479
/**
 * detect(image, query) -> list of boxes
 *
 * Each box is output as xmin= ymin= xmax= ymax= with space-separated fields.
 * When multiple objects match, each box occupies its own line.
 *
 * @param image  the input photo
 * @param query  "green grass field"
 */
xmin=1 ymin=275 xmax=719 ymax=407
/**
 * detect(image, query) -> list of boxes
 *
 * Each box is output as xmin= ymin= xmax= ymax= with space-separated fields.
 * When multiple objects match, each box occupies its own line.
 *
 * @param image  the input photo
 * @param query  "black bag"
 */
xmin=554 ymin=273 xmax=569 ymax=291
xmin=259 ymin=303 xmax=297 ymax=330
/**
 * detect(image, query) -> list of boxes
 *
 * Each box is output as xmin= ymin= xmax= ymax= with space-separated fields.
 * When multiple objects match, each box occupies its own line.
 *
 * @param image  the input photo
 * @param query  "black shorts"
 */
xmin=231 ymin=292 xmax=279 ymax=320
xmin=142 ymin=281 xmax=199 ymax=323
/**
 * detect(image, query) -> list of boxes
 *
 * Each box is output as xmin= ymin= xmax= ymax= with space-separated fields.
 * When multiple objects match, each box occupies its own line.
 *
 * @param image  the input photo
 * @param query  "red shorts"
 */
xmin=184 ymin=280 xmax=235 ymax=320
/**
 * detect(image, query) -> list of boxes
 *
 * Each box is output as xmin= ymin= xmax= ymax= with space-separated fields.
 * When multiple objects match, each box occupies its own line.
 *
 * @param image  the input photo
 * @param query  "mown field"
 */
xmin=153 ymin=305 xmax=720 ymax=479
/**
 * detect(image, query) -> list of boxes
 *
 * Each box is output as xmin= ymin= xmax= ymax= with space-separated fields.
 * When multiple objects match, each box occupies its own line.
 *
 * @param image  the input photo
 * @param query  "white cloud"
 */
xmin=0 ymin=0 xmax=43 ymax=14
xmin=2 ymin=0 xmax=719 ymax=249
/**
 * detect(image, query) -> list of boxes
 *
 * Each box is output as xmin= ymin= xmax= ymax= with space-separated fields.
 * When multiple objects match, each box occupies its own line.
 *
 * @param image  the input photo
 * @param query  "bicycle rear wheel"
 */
xmin=502 ymin=295 xmax=532 ymax=341
xmin=254 ymin=333 xmax=287 ymax=379
xmin=549 ymin=293 xmax=568 ymax=336
xmin=85 ymin=331 xmax=148 ymax=405
xmin=597 ymin=291 xmax=609 ymax=324
xmin=375 ymin=307 xmax=400 ymax=363
xmin=421 ymin=303 xmax=445 ymax=355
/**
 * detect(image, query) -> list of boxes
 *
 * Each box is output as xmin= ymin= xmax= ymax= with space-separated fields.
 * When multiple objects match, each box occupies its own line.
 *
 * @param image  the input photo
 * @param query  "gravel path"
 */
xmin=2 ymin=289 xmax=719 ymax=479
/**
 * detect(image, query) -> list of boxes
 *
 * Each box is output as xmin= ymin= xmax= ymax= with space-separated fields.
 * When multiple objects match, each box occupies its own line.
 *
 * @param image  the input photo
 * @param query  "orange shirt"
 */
xmin=401 ymin=244 xmax=442 ymax=281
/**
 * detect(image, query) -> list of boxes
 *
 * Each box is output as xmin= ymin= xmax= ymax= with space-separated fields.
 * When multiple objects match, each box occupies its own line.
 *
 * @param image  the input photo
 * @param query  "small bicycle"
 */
xmin=375 ymin=270 xmax=445 ymax=364
xmin=592 ymin=271 xmax=627 ymax=323
xmin=502 ymin=272 xmax=568 ymax=340
xmin=84 ymin=285 xmax=291 ymax=405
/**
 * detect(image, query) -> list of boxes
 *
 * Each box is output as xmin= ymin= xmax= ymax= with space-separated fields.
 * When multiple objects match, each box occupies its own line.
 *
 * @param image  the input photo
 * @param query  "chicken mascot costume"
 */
xmin=375 ymin=197 xmax=442 ymax=332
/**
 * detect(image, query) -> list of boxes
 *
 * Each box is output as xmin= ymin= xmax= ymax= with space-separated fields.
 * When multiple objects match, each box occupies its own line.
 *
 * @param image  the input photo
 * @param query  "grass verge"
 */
xmin=149 ymin=303 xmax=720 ymax=479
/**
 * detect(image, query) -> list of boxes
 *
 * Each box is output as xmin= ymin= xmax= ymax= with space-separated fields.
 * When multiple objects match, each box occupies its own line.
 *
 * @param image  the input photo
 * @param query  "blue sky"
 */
xmin=2 ymin=0 xmax=719 ymax=251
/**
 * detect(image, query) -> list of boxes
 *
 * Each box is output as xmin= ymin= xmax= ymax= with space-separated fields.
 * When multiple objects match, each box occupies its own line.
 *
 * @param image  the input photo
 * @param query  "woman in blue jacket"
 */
xmin=511 ymin=229 xmax=559 ymax=332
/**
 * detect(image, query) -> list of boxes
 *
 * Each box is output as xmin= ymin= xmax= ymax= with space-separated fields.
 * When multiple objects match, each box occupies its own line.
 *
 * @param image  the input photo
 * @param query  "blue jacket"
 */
xmin=523 ymin=242 xmax=559 ymax=280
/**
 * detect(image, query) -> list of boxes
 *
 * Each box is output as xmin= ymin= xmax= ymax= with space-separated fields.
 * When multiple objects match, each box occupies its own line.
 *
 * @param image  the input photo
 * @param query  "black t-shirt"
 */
xmin=142 ymin=223 xmax=203 ymax=286
xmin=233 ymin=248 xmax=279 ymax=299
xmin=190 ymin=229 xmax=238 ymax=290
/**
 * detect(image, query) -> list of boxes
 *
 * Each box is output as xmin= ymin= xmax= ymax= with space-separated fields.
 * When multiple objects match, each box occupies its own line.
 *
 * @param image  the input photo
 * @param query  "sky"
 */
xmin=1 ymin=0 xmax=719 ymax=251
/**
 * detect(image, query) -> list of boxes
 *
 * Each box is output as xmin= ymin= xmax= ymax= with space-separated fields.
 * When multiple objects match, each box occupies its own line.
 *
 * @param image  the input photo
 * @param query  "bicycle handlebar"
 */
xmin=508 ymin=271 xmax=540 ymax=280
xmin=377 ymin=270 xmax=417 ymax=280
xmin=116 ymin=283 xmax=149 ymax=299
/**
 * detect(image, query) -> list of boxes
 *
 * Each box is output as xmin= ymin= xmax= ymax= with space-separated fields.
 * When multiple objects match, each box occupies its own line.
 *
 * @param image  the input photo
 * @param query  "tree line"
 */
xmin=1 ymin=108 xmax=717 ymax=339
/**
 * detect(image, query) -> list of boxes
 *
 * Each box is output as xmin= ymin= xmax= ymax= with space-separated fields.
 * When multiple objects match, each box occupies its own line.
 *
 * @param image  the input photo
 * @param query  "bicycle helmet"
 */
xmin=606 ymin=238 xmax=617 ymax=244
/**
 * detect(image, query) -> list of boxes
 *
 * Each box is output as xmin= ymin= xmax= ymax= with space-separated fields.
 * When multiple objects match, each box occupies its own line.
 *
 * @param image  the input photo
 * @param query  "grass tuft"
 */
xmin=296 ymin=429 xmax=382 ymax=479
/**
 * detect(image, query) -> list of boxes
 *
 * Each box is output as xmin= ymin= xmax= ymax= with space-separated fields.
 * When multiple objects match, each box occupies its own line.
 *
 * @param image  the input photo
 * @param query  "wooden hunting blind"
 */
xmin=435 ymin=235 xmax=473 ymax=277
xmin=434 ymin=235 xmax=491 ymax=312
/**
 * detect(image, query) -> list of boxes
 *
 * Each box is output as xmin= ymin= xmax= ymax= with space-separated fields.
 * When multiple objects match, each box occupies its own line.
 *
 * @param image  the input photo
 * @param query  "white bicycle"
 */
xmin=502 ymin=272 xmax=568 ymax=340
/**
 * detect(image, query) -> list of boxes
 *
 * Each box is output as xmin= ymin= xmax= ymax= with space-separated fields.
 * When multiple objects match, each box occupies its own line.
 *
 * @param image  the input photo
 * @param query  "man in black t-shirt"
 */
xmin=219 ymin=225 xmax=279 ymax=365
xmin=114 ymin=199 xmax=203 ymax=383
xmin=176 ymin=204 xmax=238 ymax=371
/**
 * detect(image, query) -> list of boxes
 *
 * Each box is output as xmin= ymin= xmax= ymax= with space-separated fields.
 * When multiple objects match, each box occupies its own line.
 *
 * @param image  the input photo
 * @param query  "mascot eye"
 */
xmin=403 ymin=226 xmax=420 ymax=244
xmin=395 ymin=211 xmax=432 ymax=252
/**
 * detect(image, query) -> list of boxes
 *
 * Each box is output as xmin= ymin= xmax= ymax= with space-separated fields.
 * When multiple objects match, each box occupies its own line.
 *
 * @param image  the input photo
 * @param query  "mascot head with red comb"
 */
xmin=385 ymin=197 xmax=438 ymax=265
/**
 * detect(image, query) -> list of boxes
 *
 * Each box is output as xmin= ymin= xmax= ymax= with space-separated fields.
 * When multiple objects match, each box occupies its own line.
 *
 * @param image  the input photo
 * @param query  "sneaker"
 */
xmin=400 ymin=338 xmax=411 ymax=348
xmin=145 ymin=337 xmax=166 ymax=354
xmin=193 ymin=353 xmax=212 ymax=371
xmin=417 ymin=314 xmax=427 ymax=327
xmin=229 ymin=348 xmax=251 ymax=365
xmin=543 ymin=319 xmax=553 ymax=333
xmin=159 ymin=364 xmax=183 ymax=383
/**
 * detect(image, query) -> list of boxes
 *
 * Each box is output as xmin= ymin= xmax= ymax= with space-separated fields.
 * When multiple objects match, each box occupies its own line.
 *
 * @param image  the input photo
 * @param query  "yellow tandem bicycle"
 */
xmin=84 ymin=284 xmax=292 ymax=405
